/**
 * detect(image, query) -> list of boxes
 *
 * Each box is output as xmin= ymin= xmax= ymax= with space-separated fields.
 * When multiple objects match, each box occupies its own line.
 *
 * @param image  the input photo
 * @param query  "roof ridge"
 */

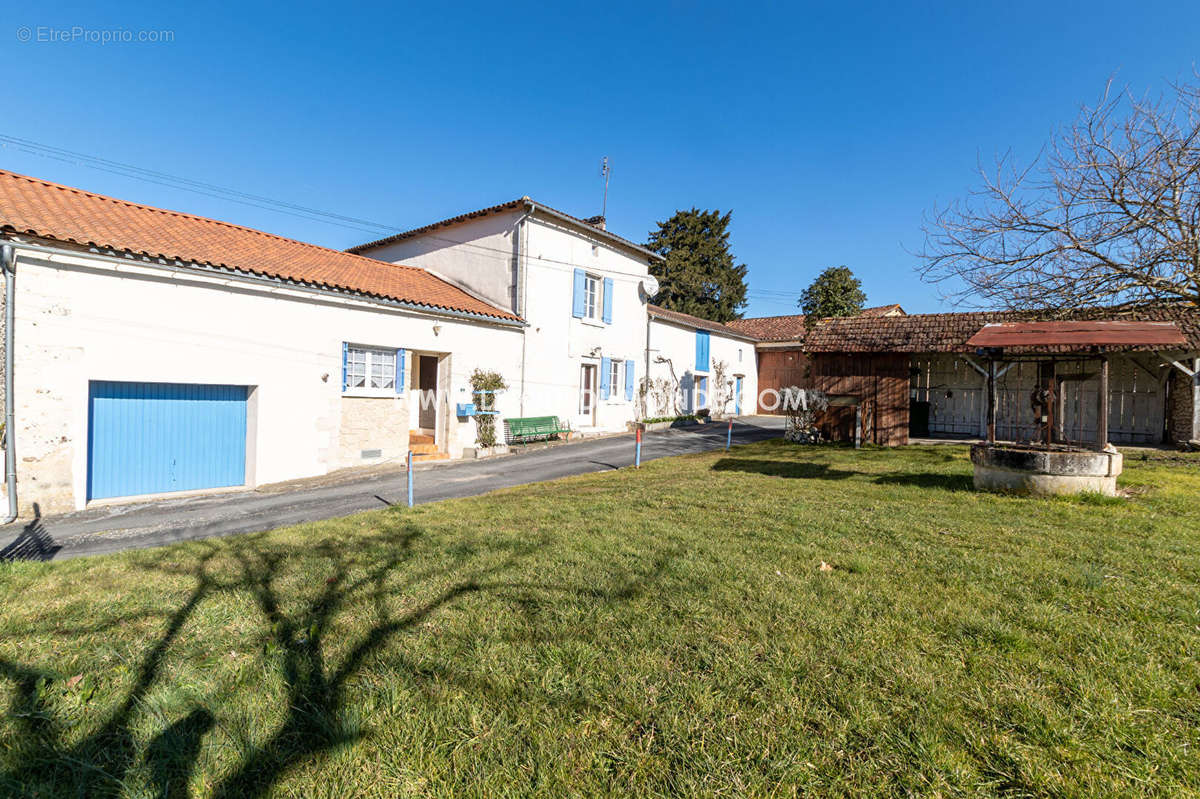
xmin=0 ymin=168 xmax=426 ymax=276
xmin=348 ymin=195 xmax=660 ymax=259
xmin=0 ymin=168 xmax=520 ymax=321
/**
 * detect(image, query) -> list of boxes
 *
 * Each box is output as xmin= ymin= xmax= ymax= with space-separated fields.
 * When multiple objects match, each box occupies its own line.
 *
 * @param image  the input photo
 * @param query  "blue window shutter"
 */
xmin=695 ymin=331 xmax=710 ymax=372
xmin=600 ymin=357 xmax=611 ymax=400
xmin=572 ymin=269 xmax=587 ymax=318
xmin=341 ymin=342 xmax=348 ymax=391
xmin=624 ymin=359 xmax=635 ymax=401
xmin=395 ymin=348 xmax=406 ymax=394
xmin=602 ymin=277 xmax=614 ymax=324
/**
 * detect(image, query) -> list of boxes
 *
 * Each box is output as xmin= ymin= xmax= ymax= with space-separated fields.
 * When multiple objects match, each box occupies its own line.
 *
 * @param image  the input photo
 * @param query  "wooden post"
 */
xmin=986 ymin=359 xmax=997 ymax=442
xmin=1037 ymin=361 xmax=1056 ymax=448
xmin=854 ymin=402 xmax=862 ymax=449
xmin=1097 ymin=356 xmax=1110 ymax=451
xmin=1055 ymin=375 xmax=1067 ymax=444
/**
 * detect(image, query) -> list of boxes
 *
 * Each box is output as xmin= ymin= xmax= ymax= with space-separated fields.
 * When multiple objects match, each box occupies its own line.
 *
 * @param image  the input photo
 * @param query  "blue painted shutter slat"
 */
xmin=695 ymin=331 xmax=710 ymax=372
xmin=602 ymin=277 xmax=614 ymax=324
xmin=572 ymin=269 xmax=587 ymax=318
xmin=395 ymin=348 xmax=405 ymax=394
xmin=624 ymin=359 xmax=635 ymax=401
xmin=600 ymin=357 xmax=611 ymax=400
xmin=342 ymin=342 xmax=349 ymax=391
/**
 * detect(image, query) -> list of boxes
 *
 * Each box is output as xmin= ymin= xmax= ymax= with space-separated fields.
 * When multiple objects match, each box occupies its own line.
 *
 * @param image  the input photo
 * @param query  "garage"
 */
xmin=87 ymin=381 xmax=249 ymax=501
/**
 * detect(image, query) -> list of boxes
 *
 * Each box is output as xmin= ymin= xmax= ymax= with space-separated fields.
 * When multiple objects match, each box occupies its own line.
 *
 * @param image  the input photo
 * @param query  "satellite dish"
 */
xmin=640 ymin=274 xmax=660 ymax=300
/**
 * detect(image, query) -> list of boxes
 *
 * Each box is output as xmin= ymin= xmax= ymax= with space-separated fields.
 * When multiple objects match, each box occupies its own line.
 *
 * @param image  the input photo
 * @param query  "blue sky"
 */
xmin=5 ymin=1 xmax=1199 ymax=316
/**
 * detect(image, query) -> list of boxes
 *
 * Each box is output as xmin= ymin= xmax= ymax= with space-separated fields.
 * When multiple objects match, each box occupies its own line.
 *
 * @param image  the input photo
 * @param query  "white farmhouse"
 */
xmin=349 ymin=199 xmax=664 ymax=433
xmin=0 ymin=170 xmax=525 ymax=515
xmin=0 ymin=173 xmax=766 ymax=519
xmin=645 ymin=305 xmax=758 ymax=418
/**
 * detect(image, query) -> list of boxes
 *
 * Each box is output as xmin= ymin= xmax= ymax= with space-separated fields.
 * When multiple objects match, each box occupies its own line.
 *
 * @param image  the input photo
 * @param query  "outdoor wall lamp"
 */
xmin=433 ymin=323 xmax=442 ymax=336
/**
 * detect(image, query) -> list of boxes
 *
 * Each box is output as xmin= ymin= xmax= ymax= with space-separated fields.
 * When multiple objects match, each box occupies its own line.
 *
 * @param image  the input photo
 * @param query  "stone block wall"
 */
xmin=1169 ymin=370 xmax=1198 ymax=443
xmin=337 ymin=396 xmax=410 ymax=469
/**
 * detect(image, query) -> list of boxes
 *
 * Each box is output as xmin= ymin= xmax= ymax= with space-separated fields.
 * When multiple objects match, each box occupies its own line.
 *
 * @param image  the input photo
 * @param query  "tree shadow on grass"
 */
xmin=711 ymin=458 xmax=856 ymax=480
xmin=872 ymin=472 xmax=975 ymax=492
xmin=0 ymin=511 xmax=679 ymax=798
xmin=712 ymin=457 xmax=974 ymax=492
xmin=147 ymin=708 xmax=214 ymax=798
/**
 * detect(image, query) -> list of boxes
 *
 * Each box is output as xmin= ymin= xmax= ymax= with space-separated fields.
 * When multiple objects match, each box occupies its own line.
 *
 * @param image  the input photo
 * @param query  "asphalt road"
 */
xmin=0 ymin=416 xmax=784 ymax=561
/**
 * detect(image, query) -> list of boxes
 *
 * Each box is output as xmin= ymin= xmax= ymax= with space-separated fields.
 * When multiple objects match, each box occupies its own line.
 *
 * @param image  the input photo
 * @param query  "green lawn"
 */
xmin=2 ymin=442 xmax=1199 ymax=798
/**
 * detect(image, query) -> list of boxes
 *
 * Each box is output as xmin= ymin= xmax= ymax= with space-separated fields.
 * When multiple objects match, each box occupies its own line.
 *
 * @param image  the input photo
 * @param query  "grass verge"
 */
xmin=1 ymin=441 xmax=1198 ymax=797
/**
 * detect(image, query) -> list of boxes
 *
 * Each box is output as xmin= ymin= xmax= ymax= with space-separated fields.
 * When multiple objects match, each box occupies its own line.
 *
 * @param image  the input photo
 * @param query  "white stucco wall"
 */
xmin=647 ymin=318 xmax=757 ymax=418
xmin=364 ymin=210 xmax=521 ymax=313
xmin=4 ymin=245 xmax=524 ymax=513
xmin=361 ymin=208 xmax=657 ymax=433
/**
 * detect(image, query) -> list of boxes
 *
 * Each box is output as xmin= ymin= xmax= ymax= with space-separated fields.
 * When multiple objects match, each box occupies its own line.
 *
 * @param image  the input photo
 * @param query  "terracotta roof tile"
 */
xmin=725 ymin=304 xmax=906 ymax=341
xmin=646 ymin=304 xmax=757 ymax=340
xmin=803 ymin=308 xmax=1200 ymax=353
xmin=0 ymin=169 xmax=521 ymax=322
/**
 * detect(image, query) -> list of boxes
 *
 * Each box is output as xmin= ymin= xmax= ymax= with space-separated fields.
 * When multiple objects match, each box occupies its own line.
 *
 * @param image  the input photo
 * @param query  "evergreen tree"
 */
xmin=799 ymin=266 xmax=866 ymax=325
xmin=645 ymin=208 xmax=748 ymax=323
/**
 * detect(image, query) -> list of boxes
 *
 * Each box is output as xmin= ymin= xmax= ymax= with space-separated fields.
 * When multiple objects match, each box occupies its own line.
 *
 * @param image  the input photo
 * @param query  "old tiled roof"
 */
xmin=966 ymin=321 xmax=1187 ymax=350
xmin=0 ymin=169 xmax=521 ymax=322
xmin=725 ymin=304 xmax=906 ymax=341
xmin=861 ymin=303 xmax=906 ymax=318
xmin=347 ymin=197 xmax=662 ymax=261
xmin=647 ymin=304 xmax=758 ymax=340
xmin=803 ymin=307 xmax=1200 ymax=353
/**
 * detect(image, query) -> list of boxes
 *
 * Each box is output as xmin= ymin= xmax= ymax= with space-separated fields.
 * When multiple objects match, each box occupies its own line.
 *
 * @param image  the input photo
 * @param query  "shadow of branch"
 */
xmin=1 ymin=514 xmax=681 ymax=799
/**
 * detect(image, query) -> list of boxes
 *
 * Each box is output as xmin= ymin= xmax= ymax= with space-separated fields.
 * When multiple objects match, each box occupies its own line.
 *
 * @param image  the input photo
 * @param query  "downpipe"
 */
xmin=2 ymin=244 xmax=16 ymax=524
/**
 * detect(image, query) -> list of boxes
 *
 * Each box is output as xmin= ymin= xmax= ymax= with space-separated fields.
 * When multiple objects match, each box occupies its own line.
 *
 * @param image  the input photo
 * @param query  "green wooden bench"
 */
xmin=504 ymin=416 xmax=572 ymax=445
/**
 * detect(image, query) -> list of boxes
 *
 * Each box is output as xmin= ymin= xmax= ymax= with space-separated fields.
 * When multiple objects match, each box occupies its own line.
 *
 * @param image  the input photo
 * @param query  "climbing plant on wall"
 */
xmin=469 ymin=368 xmax=507 ymax=448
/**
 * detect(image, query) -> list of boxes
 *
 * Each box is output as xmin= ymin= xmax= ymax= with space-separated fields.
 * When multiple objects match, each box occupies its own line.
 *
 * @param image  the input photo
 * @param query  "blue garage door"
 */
xmin=88 ymin=381 xmax=248 ymax=500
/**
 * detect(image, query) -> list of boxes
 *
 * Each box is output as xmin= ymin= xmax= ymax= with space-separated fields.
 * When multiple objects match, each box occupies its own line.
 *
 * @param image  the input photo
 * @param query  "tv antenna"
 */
xmin=600 ymin=157 xmax=611 ymax=218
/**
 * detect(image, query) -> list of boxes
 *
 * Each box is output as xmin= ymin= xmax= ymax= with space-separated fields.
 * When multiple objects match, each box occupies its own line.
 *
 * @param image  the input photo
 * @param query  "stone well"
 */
xmin=970 ymin=443 xmax=1123 ymax=497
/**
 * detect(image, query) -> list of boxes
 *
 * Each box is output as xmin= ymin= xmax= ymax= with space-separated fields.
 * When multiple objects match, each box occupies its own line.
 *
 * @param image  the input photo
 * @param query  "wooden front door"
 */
xmin=419 ymin=355 xmax=438 ymax=430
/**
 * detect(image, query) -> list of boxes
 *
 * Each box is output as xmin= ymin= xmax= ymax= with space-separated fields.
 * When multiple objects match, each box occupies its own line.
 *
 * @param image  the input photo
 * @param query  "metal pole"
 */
xmin=635 ymin=427 xmax=642 ymax=468
xmin=726 ymin=417 xmax=733 ymax=451
xmin=407 ymin=450 xmax=414 ymax=507
xmin=2 ymin=245 xmax=16 ymax=524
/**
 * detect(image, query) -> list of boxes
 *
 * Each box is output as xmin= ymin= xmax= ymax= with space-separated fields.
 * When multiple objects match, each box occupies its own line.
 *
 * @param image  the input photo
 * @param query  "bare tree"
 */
xmin=920 ymin=77 xmax=1200 ymax=311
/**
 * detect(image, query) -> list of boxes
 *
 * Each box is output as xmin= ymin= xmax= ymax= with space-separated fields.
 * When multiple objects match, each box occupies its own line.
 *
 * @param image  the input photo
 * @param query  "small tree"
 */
xmin=920 ymin=76 xmax=1200 ymax=311
xmin=645 ymin=208 xmax=749 ymax=323
xmin=800 ymin=266 xmax=867 ymax=327
xmin=469 ymin=369 xmax=507 ymax=448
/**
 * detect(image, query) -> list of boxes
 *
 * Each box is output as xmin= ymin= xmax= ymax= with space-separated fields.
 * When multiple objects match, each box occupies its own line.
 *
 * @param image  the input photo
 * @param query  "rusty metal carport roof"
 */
xmin=966 ymin=320 xmax=1188 ymax=352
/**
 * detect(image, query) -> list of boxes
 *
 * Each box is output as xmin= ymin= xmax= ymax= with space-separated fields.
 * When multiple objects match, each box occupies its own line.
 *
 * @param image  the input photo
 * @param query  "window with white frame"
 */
xmin=608 ymin=358 xmax=621 ymax=399
xmin=583 ymin=273 xmax=601 ymax=320
xmin=345 ymin=345 xmax=396 ymax=393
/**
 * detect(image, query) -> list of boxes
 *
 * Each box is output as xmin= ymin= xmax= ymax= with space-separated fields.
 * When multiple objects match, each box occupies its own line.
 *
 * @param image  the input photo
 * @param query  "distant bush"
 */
xmin=640 ymin=414 xmax=698 ymax=425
